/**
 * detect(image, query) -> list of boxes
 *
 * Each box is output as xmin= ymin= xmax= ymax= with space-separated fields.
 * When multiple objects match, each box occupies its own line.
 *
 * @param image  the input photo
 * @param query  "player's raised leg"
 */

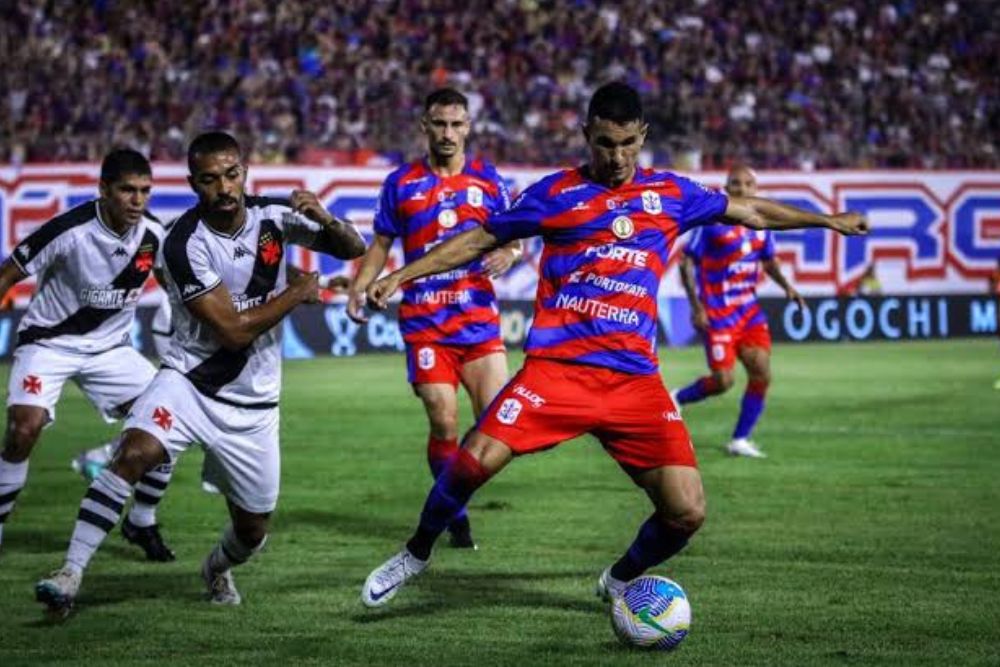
xmin=35 ymin=428 xmax=168 ymax=616
xmin=361 ymin=430 xmax=512 ymax=607
xmin=598 ymin=466 xmax=705 ymax=602
xmin=728 ymin=343 xmax=772 ymax=458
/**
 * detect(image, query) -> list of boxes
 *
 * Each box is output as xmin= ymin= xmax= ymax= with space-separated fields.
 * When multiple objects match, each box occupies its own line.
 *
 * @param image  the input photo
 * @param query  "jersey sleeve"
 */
xmin=9 ymin=223 xmax=71 ymax=276
xmin=372 ymin=178 xmax=400 ymax=238
xmin=488 ymin=168 xmax=512 ymax=215
xmin=682 ymin=227 xmax=704 ymax=260
xmin=280 ymin=208 xmax=325 ymax=249
xmin=483 ymin=181 xmax=547 ymax=244
xmin=164 ymin=232 xmax=221 ymax=303
xmin=675 ymin=175 xmax=729 ymax=232
xmin=760 ymin=229 xmax=776 ymax=260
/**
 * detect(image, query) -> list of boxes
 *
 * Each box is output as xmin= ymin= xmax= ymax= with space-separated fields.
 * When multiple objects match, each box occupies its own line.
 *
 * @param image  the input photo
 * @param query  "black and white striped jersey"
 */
xmin=160 ymin=196 xmax=331 ymax=408
xmin=11 ymin=200 xmax=163 ymax=354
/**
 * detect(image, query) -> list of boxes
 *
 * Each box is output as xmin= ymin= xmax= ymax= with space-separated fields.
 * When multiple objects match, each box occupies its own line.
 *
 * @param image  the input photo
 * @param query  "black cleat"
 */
xmin=121 ymin=518 xmax=176 ymax=562
xmin=447 ymin=516 xmax=478 ymax=550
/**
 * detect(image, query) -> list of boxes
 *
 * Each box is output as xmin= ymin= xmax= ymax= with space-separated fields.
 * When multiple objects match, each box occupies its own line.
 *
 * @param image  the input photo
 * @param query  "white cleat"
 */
xmin=596 ymin=567 xmax=629 ymax=603
xmin=726 ymin=438 xmax=767 ymax=459
xmin=36 ymin=566 xmax=82 ymax=617
xmin=201 ymin=557 xmax=241 ymax=605
xmin=361 ymin=548 xmax=428 ymax=608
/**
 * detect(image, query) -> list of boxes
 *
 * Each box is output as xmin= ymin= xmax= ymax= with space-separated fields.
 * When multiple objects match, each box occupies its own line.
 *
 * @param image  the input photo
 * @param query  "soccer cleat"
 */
xmin=361 ymin=548 xmax=428 ymax=608
xmin=70 ymin=444 xmax=115 ymax=482
xmin=201 ymin=557 xmax=241 ymax=605
xmin=121 ymin=518 xmax=176 ymax=562
xmin=596 ymin=567 xmax=629 ymax=603
xmin=726 ymin=438 xmax=767 ymax=459
xmin=447 ymin=516 xmax=478 ymax=550
xmin=36 ymin=566 xmax=82 ymax=617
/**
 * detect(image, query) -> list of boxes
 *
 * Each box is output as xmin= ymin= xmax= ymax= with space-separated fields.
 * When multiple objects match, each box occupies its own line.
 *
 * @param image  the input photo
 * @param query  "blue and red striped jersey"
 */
xmin=484 ymin=166 xmax=728 ymax=375
xmin=683 ymin=224 xmax=775 ymax=332
xmin=374 ymin=157 xmax=511 ymax=345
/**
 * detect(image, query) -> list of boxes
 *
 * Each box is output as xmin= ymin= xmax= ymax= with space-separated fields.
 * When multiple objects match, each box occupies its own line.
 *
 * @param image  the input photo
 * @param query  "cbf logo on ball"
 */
xmin=612 ymin=216 xmax=634 ymax=239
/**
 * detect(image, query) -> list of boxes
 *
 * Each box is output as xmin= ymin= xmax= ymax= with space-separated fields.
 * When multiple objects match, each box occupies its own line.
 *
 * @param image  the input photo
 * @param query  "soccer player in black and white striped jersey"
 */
xmin=37 ymin=132 xmax=365 ymax=614
xmin=0 ymin=150 xmax=177 ymax=562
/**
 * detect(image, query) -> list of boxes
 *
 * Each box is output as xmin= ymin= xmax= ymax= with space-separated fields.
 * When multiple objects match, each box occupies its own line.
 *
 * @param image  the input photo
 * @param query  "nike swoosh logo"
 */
xmin=637 ymin=607 xmax=671 ymax=634
xmin=370 ymin=582 xmax=400 ymax=601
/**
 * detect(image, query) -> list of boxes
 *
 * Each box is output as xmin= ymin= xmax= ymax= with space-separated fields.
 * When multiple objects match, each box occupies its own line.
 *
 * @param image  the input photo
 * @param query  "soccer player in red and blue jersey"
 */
xmin=348 ymin=88 xmax=521 ymax=549
xmin=359 ymin=82 xmax=868 ymax=608
xmin=673 ymin=166 xmax=805 ymax=458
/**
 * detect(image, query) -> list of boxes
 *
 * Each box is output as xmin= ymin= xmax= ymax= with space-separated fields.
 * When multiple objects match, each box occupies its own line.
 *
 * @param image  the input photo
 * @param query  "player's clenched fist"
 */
xmin=830 ymin=212 xmax=868 ymax=235
xmin=366 ymin=275 xmax=401 ymax=310
xmin=289 ymin=189 xmax=333 ymax=225
xmin=289 ymin=270 xmax=320 ymax=304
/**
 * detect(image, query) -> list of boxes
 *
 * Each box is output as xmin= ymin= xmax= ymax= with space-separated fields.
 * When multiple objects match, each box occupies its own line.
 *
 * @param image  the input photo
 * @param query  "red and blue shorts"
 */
xmin=703 ymin=321 xmax=771 ymax=372
xmin=477 ymin=357 xmax=697 ymax=471
xmin=405 ymin=339 xmax=506 ymax=386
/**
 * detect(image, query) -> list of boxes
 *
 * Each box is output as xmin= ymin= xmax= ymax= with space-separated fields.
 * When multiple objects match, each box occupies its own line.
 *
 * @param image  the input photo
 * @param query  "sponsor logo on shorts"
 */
xmin=22 ymin=375 xmax=42 ymax=395
xmin=183 ymin=283 xmax=201 ymax=296
xmin=512 ymin=384 xmax=545 ymax=408
xmin=417 ymin=347 xmax=435 ymax=370
xmin=496 ymin=398 xmax=523 ymax=425
xmin=662 ymin=410 xmax=682 ymax=422
xmin=152 ymin=406 xmax=173 ymax=431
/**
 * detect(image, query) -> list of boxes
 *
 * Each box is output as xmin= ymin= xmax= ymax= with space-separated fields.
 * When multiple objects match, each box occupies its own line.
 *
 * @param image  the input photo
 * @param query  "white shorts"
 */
xmin=7 ymin=344 xmax=156 ymax=423
xmin=125 ymin=368 xmax=280 ymax=514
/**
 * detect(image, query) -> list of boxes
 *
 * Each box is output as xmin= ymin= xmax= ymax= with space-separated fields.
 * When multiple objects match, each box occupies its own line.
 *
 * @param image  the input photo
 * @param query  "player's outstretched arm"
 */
xmin=367 ymin=226 xmax=500 ymax=310
xmin=724 ymin=197 xmax=869 ymax=235
xmin=186 ymin=272 xmax=319 ymax=350
xmin=347 ymin=234 xmax=393 ymax=323
xmin=289 ymin=189 xmax=366 ymax=259
xmin=0 ymin=259 xmax=28 ymax=309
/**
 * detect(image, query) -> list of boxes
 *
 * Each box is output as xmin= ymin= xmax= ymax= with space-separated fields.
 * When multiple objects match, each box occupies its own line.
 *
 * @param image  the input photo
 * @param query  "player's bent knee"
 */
xmin=234 ymin=520 xmax=269 ymax=548
xmin=660 ymin=501 xmax=706 ymax=536
xmin=112 ymin=432 xmax=167 ymax=482
xmin=3 ymin=410 xmax=46 ymax=460
xmin=715 ymin=372 xmax=736 ymax=392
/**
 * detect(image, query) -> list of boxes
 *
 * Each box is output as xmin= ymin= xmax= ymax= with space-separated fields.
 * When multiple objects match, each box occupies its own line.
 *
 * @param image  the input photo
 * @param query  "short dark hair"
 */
xmin=587 ymin=82 xmax=644 ymax=124
xmin=424 ymin=88 xmax=468 ymax=111
xmin=100 ymin=149 xmax=151 ymax=184
xmin=187 ymin=131 xmax=242 ymax=173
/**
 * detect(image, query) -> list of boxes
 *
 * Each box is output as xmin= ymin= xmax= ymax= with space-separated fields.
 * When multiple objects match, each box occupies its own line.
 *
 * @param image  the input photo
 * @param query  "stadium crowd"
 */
xmin=1 ymin=0 xmax=997 ymax=169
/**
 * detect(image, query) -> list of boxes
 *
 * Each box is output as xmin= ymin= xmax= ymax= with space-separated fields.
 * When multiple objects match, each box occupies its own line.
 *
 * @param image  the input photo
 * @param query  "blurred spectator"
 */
xmin=0 ymin=0 xmax=997 ymax=169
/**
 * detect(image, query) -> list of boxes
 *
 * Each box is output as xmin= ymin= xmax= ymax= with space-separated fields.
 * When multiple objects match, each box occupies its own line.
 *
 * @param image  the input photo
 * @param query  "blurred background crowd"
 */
xmin=2 ymin=0 xmax=998 ymax=169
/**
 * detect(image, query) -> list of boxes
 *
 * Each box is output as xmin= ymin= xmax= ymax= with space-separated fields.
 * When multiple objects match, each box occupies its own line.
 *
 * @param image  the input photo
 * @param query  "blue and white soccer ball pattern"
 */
xmin=611 ymin=575 xmax=691 ymax=650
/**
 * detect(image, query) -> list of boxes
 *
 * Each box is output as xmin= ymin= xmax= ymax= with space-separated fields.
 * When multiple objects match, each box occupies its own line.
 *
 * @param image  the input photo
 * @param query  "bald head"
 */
xmin=725 ymin=165 xmax=758 ymax=198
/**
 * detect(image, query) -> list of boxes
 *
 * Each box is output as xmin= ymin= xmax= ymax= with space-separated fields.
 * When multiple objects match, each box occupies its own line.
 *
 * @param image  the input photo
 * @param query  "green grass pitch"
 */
xmin=0 ymin=340 xmax=997 ymax=666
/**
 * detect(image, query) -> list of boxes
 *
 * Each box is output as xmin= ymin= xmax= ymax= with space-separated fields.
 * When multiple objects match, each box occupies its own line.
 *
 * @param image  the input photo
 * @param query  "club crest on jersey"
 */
xmin=641 ymin=190 xmax=662 ymax=215
xmin=417 ymin=346 xmax=436 ymax=370
xmin=496 ymin=398 xmax=523 ymax=425
xmin=438 ymin=209 xmax=458 ymax=229
xmin=467 ymin=185 xmax=484 ymax=207
xmin=259 ymin=231 xmax=282 ymax=266
xmin=611 ymin=215 xmax=634 ymax=239
xmin=134 ymin=244 xmax=155 ymax=272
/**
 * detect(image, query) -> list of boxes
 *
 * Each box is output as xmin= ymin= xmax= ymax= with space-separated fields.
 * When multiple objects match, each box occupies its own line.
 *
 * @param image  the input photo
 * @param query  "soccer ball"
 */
xmin=610 ymin=575 xmax=691 ymax=650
